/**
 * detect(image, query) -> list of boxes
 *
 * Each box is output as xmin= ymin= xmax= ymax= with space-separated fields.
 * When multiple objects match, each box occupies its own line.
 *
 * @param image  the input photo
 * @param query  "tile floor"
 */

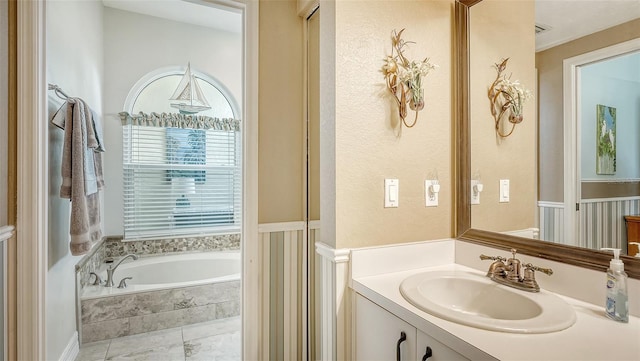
xmin=75 ymin=316 xmax=241 ymax=361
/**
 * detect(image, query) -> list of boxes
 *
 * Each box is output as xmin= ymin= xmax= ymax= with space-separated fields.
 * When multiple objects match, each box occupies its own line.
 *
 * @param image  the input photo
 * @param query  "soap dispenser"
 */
xmin=601 ymin=248 xmax=629 ymax=323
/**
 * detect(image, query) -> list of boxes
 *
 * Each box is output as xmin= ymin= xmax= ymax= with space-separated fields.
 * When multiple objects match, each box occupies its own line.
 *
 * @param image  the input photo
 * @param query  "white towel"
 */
xmin=59 ymin=98 xmax=104 ymax=255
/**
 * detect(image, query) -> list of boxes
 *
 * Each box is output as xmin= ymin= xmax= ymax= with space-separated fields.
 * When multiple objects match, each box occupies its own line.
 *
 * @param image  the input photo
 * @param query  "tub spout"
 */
xmin=105 ymin=254 xmax=138 ymax=287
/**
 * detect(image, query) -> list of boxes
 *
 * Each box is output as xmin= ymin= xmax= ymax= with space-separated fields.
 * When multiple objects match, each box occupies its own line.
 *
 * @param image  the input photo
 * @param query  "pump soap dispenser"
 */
xmin=601 ymin=248 xmax=629 ymax=323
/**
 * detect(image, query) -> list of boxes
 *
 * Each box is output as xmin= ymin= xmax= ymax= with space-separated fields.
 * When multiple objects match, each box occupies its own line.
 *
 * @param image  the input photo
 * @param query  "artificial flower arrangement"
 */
xmin=382 ymin=29 xmax=438 ymax=128
xmin=489 ymin=58 xmax=533 ymax=137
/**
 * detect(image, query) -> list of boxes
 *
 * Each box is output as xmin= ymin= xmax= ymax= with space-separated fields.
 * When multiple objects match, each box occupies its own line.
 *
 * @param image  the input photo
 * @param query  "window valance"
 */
xmin=119 ymin=112 xmax=241 ymax=131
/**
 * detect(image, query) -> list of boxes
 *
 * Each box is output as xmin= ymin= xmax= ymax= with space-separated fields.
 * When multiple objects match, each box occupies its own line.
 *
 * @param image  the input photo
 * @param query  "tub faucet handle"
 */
xmin=118 ymin=277 xmax=132 ymax=289
xmin=89 ymin=272 xmax=102 ymax=286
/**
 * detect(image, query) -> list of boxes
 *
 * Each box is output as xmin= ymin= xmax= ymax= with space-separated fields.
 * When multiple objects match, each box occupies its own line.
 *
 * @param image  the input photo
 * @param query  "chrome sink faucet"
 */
xmin=105 ymin=254 xmax=138 ymax=287
xmin=479 ymin=249 xmax=552 ymax=292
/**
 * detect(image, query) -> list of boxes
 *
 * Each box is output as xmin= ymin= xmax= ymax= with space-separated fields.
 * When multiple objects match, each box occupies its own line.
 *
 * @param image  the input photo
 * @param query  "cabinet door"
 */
xmin=355 ymin=294 xmax=416 ymax=361
xmin=417 ymin=329 xmax=470 ymax=361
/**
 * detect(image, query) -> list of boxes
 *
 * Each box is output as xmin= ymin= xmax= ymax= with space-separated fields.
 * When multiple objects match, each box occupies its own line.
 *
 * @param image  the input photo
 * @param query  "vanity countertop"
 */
xmin=352 ymin=263 xmax=640 ymax=361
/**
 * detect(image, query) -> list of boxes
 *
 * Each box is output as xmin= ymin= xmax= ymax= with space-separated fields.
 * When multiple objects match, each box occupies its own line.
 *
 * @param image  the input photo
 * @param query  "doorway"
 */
xmin=564 ymin=38 xmax=640 ymax=251
xmin=15 ymin=1 xmax=259 ymax=360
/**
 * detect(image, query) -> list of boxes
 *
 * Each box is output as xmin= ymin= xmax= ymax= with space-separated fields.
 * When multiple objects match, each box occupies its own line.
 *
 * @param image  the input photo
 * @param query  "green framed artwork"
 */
xmin=596 ymin=104 xmax=616 ymax=175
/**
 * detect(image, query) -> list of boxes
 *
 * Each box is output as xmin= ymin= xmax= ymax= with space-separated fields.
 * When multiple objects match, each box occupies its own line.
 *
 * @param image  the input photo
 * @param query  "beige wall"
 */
xmin=469 ymin=0 xmax=537 ymax=232
xmin=259 ymin=0 xmax=304 ymax=224
xmin=324 ymin=0 xmax=454 ymax=249
xmin=537 ymin=18 xmax=640 ymax=202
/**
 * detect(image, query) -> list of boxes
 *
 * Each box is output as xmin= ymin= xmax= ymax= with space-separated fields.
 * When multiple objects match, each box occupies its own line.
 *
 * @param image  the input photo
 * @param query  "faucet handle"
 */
xmin=479 ymin=254 xmax=506 ymax=262
xmin=118 ymin=277 xmax=132 ymax=289
xmin=523 ymin=263 xmax=553 ymax=276
xmin=89 ymin=272 xmax=102 ymax=286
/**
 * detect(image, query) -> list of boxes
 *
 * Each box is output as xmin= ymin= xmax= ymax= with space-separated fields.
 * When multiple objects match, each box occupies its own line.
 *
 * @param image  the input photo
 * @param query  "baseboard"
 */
xmin=58 ymin=331 xmax=79 ymax=361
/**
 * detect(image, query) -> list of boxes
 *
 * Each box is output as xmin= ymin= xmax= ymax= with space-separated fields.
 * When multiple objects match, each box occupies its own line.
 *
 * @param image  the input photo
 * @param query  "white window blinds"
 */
xmin=121 ymin=112 xmax=241 ymax=240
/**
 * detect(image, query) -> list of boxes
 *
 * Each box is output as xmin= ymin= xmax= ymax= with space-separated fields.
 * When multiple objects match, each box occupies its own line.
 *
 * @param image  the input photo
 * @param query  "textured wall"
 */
xmin=469 ymin=0 xmax=537 ymax=232
xmin=325 ymin=0 xmax=454 ymax=249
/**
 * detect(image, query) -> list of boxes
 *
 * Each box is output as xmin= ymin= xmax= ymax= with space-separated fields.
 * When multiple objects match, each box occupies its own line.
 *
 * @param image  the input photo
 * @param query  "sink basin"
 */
xmin=400 ymin=270 xmax=576 ymax=333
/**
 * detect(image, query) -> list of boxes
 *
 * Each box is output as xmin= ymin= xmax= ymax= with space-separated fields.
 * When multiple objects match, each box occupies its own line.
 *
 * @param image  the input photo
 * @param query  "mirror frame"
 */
xmin=454 ymin=0 xmax=640 ymax=279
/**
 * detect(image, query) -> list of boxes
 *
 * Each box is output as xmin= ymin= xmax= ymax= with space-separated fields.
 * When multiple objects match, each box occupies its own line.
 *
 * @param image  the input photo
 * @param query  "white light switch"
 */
xmin=499 ymin=179 xmax=510 ymax=203
xmin=385 ymin=179 xmax=399 ymax=208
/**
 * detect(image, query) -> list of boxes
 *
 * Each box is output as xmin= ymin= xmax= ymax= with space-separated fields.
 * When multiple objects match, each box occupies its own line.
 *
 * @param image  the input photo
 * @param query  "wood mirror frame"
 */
xmin=453 ymin=0 xmax=640 ymax=279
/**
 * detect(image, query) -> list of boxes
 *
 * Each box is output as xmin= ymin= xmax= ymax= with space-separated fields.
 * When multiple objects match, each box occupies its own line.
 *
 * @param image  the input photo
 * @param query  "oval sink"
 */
xmin=400 ymin=270 xmax=576 ymax=333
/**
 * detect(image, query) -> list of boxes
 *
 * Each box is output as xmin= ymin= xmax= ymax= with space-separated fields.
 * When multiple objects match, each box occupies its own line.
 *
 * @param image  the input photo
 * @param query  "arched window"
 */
xmin=121 ymin=66 xmax=241 ymax=240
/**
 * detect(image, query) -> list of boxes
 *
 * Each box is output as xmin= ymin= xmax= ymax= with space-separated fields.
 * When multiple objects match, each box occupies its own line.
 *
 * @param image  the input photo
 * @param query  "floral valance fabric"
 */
xmin=119 ymin=112 xmax=241 ymax=131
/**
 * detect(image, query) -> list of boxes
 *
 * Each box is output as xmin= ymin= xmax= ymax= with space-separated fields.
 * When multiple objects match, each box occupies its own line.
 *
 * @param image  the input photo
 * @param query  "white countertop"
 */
xmin=352 ymin=263 xmax=640 ymax=361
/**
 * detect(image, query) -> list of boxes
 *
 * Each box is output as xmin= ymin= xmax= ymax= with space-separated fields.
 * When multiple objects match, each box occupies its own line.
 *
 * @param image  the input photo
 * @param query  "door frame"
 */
xmin=562 ymin=38 xmax=640 ymax=246
xmin=15 ymin=0 xmax=259 ymax=359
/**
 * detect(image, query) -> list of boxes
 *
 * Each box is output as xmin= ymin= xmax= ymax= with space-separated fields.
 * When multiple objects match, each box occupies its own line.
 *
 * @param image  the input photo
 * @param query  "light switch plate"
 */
xmin=385 ymin=179 xmax=399 ymax=208
xmin=499 ymin=179 xmax=510 ymax=203
xmin=471 ymin=180 xmax=480 ymax=205
xmin=425 ymin=180 xmax=439 ymax=207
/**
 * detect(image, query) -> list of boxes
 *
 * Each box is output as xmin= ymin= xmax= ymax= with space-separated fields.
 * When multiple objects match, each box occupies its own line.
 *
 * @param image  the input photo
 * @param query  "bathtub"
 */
xmin=81 ymin=251 xmax=240 ymax=299
xmin=79 ymin=251 xmax=241 ymax=343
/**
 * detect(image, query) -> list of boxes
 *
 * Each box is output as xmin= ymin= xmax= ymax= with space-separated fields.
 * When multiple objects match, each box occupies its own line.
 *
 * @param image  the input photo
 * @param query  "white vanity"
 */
xmin=350 ymin=239 xmax=640 ymax=360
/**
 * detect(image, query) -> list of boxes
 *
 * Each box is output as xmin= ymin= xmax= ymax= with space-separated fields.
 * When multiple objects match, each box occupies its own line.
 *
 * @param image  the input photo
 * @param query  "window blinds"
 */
xmin=121 ymin=113 xmax=241 ymax=240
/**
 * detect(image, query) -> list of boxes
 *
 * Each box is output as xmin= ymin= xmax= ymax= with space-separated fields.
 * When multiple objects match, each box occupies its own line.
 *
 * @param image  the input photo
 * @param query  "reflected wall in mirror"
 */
xmin=456 ymin=0 xmax=640 ymax=279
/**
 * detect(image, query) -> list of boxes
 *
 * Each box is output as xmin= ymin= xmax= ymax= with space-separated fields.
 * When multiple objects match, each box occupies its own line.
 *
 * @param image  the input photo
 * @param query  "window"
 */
xmin=122 ymin=68 xmax=241 ymax=240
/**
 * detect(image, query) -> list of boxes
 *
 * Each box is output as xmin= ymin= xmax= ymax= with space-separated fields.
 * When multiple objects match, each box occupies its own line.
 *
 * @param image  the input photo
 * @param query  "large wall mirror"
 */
xmin=455 ymin=0 xmax=640 ymax=278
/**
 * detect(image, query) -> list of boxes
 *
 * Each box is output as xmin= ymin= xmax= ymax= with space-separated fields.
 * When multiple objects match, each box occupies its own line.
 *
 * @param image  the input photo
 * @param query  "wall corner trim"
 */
xmin=58 ymin=331 xmax=79 ymax=361
xmin=316 ymin=242 xmax=350 ymax=263
xmin=315 ymin=242 xmax=351 ymax=360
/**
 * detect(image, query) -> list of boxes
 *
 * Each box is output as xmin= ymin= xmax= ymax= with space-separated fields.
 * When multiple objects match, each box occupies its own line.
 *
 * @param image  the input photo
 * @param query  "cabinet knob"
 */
xmin=396 ymin=331 xmax=407 ymax=361
xmin=422 ymin=346 xmax=433 ymax=361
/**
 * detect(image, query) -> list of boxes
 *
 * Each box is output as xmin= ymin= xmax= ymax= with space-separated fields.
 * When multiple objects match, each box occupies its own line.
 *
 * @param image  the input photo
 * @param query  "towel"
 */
xmin=59 ymin=98 xmax=104 ymax=255
xmin=54 ymin=101 xmax=105 ymax=195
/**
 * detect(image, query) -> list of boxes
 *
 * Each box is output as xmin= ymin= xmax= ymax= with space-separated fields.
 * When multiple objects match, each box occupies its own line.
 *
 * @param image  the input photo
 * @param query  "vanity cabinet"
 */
xmin=355 ymin=294 xmax=469 ymax=361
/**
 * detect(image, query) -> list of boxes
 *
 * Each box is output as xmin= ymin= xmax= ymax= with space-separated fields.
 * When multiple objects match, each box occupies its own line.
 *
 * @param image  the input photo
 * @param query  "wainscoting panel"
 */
xmin=259 ymin=222 xmax=316 ymax=361
xmin=538 ymin=202 xmax=564 ymax=244
xmin=539 ymin=199 xmax=640 ymax=251
xmin=580 ymin=198 xmax=640 ymax=250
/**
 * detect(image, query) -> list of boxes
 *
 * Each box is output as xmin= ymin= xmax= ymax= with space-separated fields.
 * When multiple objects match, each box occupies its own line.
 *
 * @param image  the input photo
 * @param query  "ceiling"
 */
xmin=102 ymin=1 xmax=639 ymax=51
xmin=102 ymin=0 xmax=242 ymax=33
xmin=536 ymin=0 xmax=640 ymax=51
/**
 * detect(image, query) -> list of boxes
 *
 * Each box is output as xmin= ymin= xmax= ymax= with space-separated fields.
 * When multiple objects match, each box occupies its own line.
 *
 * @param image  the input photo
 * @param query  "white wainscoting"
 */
xmin=538 ymin=202 xmax=565 ymax=244
xmin=580 ymin=198 xmax=640 ymax=250
xmin=259 ymin=221 xmax=319 ymax=361
xmin=315 ymin=242 xmax=350 ymax=361
xmin=1 ymin=225 xmax=15 ymax=361
xmin=539 ymin=199 xmax=640 ymax=250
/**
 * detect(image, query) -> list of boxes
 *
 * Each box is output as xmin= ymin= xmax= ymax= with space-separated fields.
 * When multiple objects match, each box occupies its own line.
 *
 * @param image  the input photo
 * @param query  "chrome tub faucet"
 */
xmin=480 ymin=249 xmax=552 ymax=292
xmin=105 ymin=254 xmax=138 ymax=287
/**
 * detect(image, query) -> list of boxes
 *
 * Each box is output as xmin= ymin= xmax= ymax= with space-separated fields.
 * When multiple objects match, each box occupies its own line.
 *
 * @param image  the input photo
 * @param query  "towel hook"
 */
xmin=48 ymin=83 xmax=70 ymax=100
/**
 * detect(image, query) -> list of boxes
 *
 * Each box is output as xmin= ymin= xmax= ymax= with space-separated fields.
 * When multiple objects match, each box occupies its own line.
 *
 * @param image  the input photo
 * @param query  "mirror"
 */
xmin=455 ymin=0 xmax=640 ymax=278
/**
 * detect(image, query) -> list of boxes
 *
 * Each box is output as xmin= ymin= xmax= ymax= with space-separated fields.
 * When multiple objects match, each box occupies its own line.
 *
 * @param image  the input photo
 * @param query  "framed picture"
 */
xmin=596 ymin=104 xmax=616 ymax=175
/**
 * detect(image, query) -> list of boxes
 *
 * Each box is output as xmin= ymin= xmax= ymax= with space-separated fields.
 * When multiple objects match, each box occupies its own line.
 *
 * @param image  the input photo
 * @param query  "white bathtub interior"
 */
xmin=82 ymin=251 xmax=241 ymax=299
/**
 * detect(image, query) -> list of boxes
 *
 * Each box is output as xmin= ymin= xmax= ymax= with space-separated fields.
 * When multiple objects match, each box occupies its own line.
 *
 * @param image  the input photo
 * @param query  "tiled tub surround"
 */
xmin=76 ymin=233 xmax=240 ymax=290
xmin=79 ymin=252 xmax=241 ymax=343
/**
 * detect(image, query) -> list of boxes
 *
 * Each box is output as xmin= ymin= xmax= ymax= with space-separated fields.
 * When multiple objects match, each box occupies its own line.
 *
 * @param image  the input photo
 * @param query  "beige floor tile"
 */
xmin=184 ymin=331 xmax=240 ymax=361
xmin=75 ymin=340 xmax=110 ymax=361
xmin=182 ymin=316 xmax=241 ymax=341
xmin=107 ymin=327 xmax=183 ymax=359
xmin=106 ymin=343 xmax=185 ymax=361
